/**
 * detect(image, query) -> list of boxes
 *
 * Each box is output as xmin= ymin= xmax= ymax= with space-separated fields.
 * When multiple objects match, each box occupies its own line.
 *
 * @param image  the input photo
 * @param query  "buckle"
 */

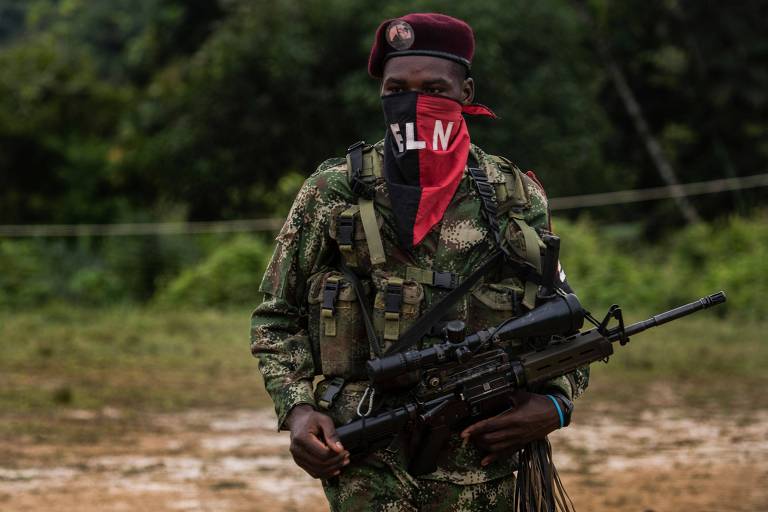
xmin=384 ymin=281 xmax=403 ymax=314
xmin=351 ymin=177 xmax=375 ymax=199
xmin=321 ymin=279 xmax=340 ymax=316
xmin=318 ymin=377 xmax=345 ymax=409
xmin=432 ymin=271 xmax=458 ymax=290
xmin=347 ymin=140 xmax=366 ymax=153
xmin=337 ymin=215 xmax=355 ymax=247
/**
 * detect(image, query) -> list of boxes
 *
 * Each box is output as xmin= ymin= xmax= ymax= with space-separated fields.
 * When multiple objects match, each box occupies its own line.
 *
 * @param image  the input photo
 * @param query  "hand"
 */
xmin=460 ymin=390 xmax=561 ymax=467
xmin=285 ymin=404 xmax=350 ymax=479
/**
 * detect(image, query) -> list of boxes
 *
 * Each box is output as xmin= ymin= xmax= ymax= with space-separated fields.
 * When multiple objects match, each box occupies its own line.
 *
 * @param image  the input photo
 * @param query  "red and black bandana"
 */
xmin=381 ymin=91 xmax=496 ymax=248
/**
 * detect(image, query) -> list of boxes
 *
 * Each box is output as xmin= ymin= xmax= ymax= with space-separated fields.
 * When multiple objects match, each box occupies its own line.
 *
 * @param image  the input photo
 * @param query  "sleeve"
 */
xmin=250 ymin=167 xmax=343 ymax=429
xmin=522 ymin=171 xmax=590 ymax=402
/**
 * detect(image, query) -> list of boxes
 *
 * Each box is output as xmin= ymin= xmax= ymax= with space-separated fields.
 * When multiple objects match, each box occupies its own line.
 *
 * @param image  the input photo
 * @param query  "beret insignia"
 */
xmin=386 ymin=20 xmax=414 ymax=50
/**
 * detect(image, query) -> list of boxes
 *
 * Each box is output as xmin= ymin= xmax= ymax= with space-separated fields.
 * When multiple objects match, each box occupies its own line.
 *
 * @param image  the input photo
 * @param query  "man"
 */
xmin=251 ymin=12 xmax=588 ymax=511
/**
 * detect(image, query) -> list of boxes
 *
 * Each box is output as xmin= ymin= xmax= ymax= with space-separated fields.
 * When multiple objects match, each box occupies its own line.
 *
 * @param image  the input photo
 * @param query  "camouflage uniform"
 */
xmin=251 ymin=141 xmax=589 ymax=511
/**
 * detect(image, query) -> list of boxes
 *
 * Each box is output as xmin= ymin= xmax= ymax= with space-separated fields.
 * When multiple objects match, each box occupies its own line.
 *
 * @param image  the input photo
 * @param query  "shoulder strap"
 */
xmin=346 ymin=141 xmax=386 ymax=266
xmin=466 ymin=155 xmax=511 ymax=259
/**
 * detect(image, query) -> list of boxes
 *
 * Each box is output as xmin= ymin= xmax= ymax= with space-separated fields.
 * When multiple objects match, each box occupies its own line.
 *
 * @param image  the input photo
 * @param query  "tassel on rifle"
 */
xmin=513 ymin=437 xmax=575 ymax=512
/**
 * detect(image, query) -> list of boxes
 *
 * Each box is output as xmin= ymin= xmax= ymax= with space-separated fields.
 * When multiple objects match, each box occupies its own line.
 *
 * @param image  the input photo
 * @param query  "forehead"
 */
xmin=382 ymin=55 xmax=462 ymax=82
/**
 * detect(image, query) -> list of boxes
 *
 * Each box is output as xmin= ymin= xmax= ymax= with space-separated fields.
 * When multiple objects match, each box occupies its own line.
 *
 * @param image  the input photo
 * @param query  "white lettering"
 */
xmin=405 ymin=122 xmax=426 ymax=150
xmin=390 ymin=124 xmax=405 ymax=153
xmin=432 ymin=120 xmax=454 ymax=151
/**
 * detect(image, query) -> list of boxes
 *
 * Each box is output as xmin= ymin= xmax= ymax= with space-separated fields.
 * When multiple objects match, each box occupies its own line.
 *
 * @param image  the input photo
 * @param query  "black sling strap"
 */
xmin=338 ymin=259 xmax=383 ymax=357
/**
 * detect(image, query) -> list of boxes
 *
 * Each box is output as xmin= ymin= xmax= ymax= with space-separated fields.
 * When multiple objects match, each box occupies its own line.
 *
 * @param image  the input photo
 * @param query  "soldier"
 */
xmin=251 ymin=12 xmax=589 ymax=511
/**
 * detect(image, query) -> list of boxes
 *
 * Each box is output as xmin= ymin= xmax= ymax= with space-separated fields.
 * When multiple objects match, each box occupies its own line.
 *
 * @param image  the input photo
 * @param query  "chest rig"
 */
xmin=338 ymin=140 xmax=546 ymax=297
xmin=314 ymin=141 xmax=549 ymax=410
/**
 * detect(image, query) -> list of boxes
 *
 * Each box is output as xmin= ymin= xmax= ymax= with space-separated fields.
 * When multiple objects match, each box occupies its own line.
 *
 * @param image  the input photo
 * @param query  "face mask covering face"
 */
xmin=381 ymin=91 xmax=496 ymax=248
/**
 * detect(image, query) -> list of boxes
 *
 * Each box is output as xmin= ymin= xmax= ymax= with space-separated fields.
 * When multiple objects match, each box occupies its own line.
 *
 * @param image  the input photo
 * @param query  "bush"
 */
xmin=556 ymin=211 xmax=768 ymax=319
xmin=155 ymin=235 xmax=272 ymax=307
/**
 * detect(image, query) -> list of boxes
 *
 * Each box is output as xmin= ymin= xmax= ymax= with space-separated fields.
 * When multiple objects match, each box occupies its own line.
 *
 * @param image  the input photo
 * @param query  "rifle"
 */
xmin=336 ymin=291 xmax=727 ymax=475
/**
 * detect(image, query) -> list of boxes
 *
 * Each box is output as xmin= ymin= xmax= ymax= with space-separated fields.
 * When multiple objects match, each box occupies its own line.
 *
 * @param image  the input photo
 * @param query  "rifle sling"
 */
xmin=338 ymin=259 xmax=383 ymax=357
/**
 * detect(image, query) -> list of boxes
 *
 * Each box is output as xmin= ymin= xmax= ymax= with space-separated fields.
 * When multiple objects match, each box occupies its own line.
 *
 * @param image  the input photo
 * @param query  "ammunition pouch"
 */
xmin=307 ymin=271 xmax=371 ymax=380
xmin=467 ymin=279 xmax=526 ymax=350
xmin=372 ymin=272 xmax=424 ymax=352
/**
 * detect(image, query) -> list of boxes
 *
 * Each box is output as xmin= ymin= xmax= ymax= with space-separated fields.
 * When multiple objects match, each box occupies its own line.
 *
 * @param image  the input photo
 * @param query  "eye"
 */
xmin=424 ymin=87 xmax=445 ymax=95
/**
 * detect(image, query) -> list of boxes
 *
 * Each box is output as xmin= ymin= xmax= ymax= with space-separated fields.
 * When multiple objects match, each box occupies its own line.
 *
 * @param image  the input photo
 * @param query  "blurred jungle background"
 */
xmin=1 ymin=1 xmax=766 ymax=511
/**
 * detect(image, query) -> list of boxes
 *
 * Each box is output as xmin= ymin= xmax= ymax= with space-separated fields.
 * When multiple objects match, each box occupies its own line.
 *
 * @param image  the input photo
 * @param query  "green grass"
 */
xmin=0 ymin=305 xmax=765 ymax=416
xmin=0 ymin=305 xmax=271 ymax=414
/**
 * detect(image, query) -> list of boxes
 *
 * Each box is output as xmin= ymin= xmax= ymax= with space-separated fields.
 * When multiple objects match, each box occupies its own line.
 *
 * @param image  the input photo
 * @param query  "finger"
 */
xmin=293 ymin=444 xmax=348 ymax=469
xmin=296 ymin=432 xmax=334 ymax=459
xmin=475 ymin=428 xmax=518 ymax=445
xmin=461 ymin=416 xmax=496 ymax=438
xmin=317 ymin=415 xmax=346 ymax=454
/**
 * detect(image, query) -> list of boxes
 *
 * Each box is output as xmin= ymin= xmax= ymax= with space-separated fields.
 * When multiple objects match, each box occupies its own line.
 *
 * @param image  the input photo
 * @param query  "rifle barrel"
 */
xmin=619 ymin=291 xmax=726 ymax=339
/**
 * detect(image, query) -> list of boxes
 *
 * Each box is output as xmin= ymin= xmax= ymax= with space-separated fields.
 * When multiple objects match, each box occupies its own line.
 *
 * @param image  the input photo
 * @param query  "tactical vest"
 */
xmin=308 ymin=142 xmax=549 ymax=399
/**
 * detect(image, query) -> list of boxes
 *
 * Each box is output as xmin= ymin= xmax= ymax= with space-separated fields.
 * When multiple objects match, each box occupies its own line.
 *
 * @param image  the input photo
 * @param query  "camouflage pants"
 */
xmin=322 ymin=454 xmax=515 ymax=512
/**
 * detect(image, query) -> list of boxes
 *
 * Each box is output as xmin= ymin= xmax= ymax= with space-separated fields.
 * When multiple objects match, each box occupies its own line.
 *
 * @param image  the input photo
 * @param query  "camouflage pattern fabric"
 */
xmin=323 ymin=450 xmax=515 ymax=512
xmin=251 ymin=141 xmax=590 ymax=492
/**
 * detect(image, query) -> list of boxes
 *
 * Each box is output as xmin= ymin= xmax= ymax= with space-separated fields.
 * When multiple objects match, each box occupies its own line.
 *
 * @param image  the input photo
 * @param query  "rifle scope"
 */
xmin=367 ymin=292 xmax=585 ymax=386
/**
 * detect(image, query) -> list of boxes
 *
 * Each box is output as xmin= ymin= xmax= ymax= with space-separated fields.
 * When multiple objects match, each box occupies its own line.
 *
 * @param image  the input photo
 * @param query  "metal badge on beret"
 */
xmin=386 ymin=20 xmax=414 ymax=50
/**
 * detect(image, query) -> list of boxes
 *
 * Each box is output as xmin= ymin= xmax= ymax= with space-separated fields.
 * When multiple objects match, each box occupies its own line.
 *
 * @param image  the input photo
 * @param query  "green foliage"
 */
xmin=558 ymin=211 xmax=768 ymax=319
xmin=156 ymin=236 xmax=272 ymax=307
xmin=0 ymin=239 xmax=56 ymax=307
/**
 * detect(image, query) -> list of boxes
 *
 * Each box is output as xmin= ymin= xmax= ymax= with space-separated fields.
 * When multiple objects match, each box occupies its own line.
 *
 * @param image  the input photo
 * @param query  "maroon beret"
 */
xmin=368 ymin=13 xmax=475 ymax=78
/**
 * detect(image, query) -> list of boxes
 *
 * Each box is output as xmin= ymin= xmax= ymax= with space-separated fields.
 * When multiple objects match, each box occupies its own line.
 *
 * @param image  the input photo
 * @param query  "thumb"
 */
xmin=317 ymin=414 xmax=345 ymax=453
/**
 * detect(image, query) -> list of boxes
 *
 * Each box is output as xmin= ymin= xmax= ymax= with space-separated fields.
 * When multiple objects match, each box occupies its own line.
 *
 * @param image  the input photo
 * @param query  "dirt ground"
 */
xmin=1 ymin=387 xmax=767 ymax=512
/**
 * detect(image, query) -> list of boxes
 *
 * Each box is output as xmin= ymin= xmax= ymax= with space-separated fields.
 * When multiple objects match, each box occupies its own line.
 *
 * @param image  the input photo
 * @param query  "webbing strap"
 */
xmin=321 ymin=277 xmax=340 ymax=337
xmin=338 ymin=260 xmax=383 ymax=357
xmin=467 ymin=163 xmax=511 ymax=259
xmin=383 ymin=277 xmax=403 ymax=341
xmin=347 ymin=141 xmax=374 ymax=199
xmin=406 ymin=266 xmax=460 ymax=290
xmin=512 ymin=216 xmax=543 ymax=309
xmin=359 ymin=198 xmax=386 ymax=265
xmin=337 ymin=206 xmax=359 ymax=267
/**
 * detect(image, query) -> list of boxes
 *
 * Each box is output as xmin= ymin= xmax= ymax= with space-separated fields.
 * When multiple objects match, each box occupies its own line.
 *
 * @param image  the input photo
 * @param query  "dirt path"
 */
xmin=1 ymin=395 xmax=767 ymax=512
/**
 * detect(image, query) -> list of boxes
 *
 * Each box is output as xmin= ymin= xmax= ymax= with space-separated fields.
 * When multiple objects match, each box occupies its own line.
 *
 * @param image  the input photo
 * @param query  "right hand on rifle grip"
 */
xmin=285 ymin=404 xmax=350 ymax=479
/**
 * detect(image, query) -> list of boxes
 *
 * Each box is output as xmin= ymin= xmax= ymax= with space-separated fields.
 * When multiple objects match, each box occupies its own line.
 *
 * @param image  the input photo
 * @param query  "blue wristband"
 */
xmin=546 ymin=394 xmax=565 ymax=429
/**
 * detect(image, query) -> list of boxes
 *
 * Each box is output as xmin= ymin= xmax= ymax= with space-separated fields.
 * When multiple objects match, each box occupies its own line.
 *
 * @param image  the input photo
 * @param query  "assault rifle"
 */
xmin=336 ymin=291 xmax=727 ymax=475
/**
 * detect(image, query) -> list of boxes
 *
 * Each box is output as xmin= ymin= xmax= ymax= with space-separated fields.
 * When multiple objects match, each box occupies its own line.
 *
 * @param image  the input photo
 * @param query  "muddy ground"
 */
xmin=1 ymin=386 xmax=767 ymax=512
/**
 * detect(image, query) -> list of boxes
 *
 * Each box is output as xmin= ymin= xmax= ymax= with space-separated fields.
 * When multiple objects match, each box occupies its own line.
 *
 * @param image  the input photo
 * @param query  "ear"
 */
xmin=462 ymin=77 xmax=475 ymax=104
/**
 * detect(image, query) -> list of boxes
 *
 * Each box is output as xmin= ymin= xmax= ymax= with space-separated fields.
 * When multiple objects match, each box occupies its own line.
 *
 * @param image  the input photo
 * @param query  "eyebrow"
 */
xmin=383 ymin=77 xmax=452 ymax=86
xmin=422 ymin=79 xmax=451 ymax=87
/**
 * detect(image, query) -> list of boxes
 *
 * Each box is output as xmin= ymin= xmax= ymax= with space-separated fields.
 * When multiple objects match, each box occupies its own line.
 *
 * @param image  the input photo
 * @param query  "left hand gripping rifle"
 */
xmin=336 ymin=290 xmax=727 ymax=475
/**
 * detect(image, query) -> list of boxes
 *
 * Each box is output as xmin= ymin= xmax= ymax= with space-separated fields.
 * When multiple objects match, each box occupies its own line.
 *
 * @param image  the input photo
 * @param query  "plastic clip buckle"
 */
xmin=321 ymin=280 xmax=340 ymax=316
xmin=318 ymin=377 xmax=345 ymax=410
xmin=384 ymin=282 xmax=403 ymax=315
xmin=337 ymin=216 xmax=355 ymax=248
xmin=433 ymin=271 xmax=458 ymax=290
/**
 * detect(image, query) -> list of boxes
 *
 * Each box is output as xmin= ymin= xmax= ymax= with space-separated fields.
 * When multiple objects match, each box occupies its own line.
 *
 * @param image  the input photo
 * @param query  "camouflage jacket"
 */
xmin=251 ymin=141 xmax=589 ymax=485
